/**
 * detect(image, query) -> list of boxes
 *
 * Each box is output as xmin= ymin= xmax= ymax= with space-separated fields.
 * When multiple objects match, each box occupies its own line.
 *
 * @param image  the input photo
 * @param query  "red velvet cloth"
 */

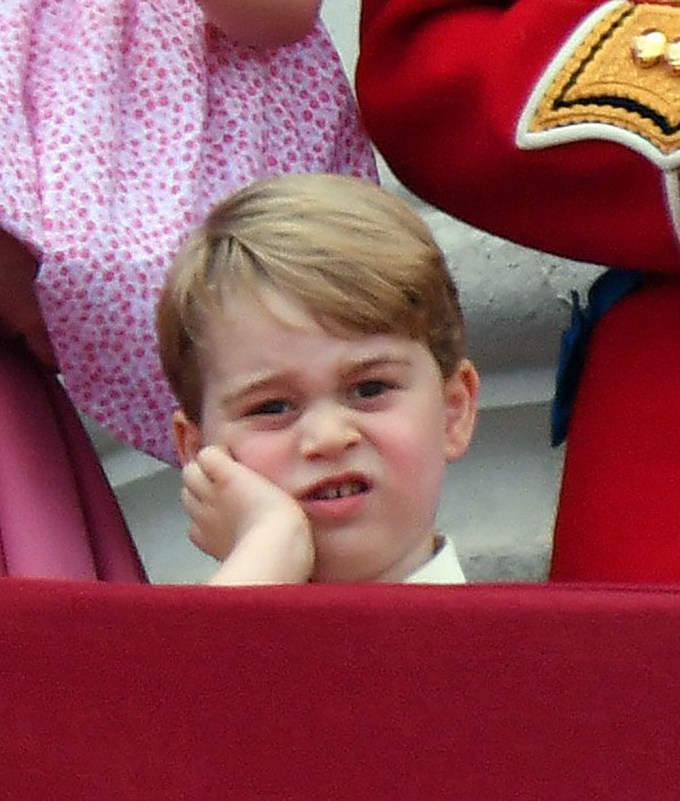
xmin=0 ymin=341 xmax=146 ymax=581
xmin=3 ymin=578 xmax=680 ymax=799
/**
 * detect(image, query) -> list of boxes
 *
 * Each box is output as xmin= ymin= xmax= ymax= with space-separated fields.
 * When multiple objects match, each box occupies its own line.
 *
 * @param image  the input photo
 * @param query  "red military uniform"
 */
xmin=357 ymin=0 xmax=680 ymax=582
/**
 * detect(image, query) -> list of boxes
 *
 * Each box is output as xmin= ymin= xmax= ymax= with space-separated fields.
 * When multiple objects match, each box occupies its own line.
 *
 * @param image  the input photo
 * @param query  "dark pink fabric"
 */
xmin=3 ymin=579 xmax=680 ymax=799
xmin=0 ymin=341 xmax=146 ymax=581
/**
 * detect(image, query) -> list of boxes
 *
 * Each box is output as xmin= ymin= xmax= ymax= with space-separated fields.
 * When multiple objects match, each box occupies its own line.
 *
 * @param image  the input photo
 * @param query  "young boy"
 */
xmin=156 ymin=173 xmax=479 ymax=585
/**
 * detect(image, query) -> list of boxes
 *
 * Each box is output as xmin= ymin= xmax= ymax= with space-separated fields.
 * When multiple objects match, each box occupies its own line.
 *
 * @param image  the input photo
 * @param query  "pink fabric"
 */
xmin=0 ymin=340 xmax=147 ymax=581
xmin=0 ymin=0 xmax=377 ymax=464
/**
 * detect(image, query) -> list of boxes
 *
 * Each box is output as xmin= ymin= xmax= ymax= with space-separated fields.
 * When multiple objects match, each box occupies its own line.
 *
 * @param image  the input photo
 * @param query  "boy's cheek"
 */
xmin=195 ymin=405 xmax=227 ymax=449
xmin=227 ymin=433 xmax=286 ymax=483
xmin=199 ymin=419 xmax=264 ymax=465
xmin=388 ymin=421 xmax=447 ymax=481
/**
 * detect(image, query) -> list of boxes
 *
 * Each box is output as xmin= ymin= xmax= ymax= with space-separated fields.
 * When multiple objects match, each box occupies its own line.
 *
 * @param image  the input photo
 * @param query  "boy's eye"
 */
xmin=247 ymin=399 xmax=291 ymax=416
xmin=353 ymin=380 xmax=393 ymax=399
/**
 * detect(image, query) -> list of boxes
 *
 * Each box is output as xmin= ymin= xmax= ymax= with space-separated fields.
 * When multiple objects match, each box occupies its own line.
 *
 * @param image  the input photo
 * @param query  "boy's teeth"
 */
xmin=315 ymin=481 xmax=363 ymax=500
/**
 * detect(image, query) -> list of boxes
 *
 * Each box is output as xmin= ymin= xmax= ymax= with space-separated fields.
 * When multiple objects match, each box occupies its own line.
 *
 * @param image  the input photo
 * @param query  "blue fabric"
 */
xmin=551 ymin=269 xmax=646 ymax=447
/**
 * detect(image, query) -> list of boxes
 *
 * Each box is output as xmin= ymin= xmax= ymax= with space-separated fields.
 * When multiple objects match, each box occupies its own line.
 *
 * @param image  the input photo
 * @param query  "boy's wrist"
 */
xmin=209 ymin=512 xmax=313 ymax=585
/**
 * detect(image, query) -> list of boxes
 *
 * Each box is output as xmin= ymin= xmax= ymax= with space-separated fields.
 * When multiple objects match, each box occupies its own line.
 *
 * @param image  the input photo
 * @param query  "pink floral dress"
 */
xmin=1 ymin=0 xmax=377 ymax=463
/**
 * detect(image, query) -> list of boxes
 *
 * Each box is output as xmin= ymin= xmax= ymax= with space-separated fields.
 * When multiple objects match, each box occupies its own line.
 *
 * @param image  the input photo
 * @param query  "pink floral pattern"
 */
xmin=0 ymin=0 xmax=377 ymax=463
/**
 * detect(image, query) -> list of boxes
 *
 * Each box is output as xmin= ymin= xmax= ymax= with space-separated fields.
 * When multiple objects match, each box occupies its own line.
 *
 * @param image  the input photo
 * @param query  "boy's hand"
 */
xmin=181 ymin=445 xmax=314 ymax=584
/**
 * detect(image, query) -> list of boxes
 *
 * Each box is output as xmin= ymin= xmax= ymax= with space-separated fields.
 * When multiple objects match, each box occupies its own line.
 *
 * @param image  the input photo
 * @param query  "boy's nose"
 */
xmin=298 ymin=403 xmax=360 ymax=460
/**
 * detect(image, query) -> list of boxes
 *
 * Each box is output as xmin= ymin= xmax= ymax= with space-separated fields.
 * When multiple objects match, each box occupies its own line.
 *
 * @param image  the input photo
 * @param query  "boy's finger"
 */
xmin=180 ymin=485 xmax=203 ymax=518
xmin=196 ymin=445 xmax=236 ymax=486
xmin=182 ymin=461 xmax=213 ymax=498
xmin=182 ymin=482 xmax=217 ymax=523
xmin=187 ymin=522 xmax=209 ymax=553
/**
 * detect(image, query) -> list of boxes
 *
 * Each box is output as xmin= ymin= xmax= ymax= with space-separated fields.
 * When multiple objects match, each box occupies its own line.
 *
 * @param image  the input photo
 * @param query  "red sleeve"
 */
xmin=357 ymin=0 xmax=678 ymax=272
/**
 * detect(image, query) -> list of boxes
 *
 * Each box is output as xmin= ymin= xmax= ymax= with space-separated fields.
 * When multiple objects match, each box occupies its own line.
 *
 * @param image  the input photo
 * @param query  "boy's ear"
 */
xmin=173 ymin=409 xmax=203 ymax=466
xmin=443 ymin=358 xmax=480 ymax=463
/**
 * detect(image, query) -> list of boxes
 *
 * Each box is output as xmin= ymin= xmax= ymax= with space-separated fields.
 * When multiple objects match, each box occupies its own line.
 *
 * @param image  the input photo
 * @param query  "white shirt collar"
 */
xmin=405 ymin=536 xmax=466 ymax=585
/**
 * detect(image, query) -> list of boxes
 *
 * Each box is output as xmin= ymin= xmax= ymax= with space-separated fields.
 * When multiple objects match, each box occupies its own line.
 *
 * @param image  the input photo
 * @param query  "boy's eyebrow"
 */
xmin=220 ymin=372 xmax=289 ymax=406
xmin=221 ymin=354 xmax=413 ymax=406
xmin=342 ymin=354 xmax=413 ymax=377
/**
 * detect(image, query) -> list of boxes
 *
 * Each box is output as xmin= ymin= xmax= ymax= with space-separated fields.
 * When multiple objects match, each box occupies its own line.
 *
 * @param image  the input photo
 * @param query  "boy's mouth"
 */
xmin=299 ymin=475 xmax=371 ymax=502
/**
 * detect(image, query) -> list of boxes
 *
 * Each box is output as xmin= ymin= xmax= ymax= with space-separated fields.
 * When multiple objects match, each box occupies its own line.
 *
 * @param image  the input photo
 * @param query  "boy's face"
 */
xmin=175 ymin=288 xmax=478 ymax=582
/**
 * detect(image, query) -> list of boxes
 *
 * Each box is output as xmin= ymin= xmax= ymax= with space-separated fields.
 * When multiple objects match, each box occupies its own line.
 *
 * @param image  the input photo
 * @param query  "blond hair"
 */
xmin=157 ymin=173 xmax=466 ymax=421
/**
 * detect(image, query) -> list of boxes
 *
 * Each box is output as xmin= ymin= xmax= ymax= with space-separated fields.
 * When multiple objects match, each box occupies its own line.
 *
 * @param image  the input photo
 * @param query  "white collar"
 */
xmin=405 ymin=536 xmax=466 ymax=584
